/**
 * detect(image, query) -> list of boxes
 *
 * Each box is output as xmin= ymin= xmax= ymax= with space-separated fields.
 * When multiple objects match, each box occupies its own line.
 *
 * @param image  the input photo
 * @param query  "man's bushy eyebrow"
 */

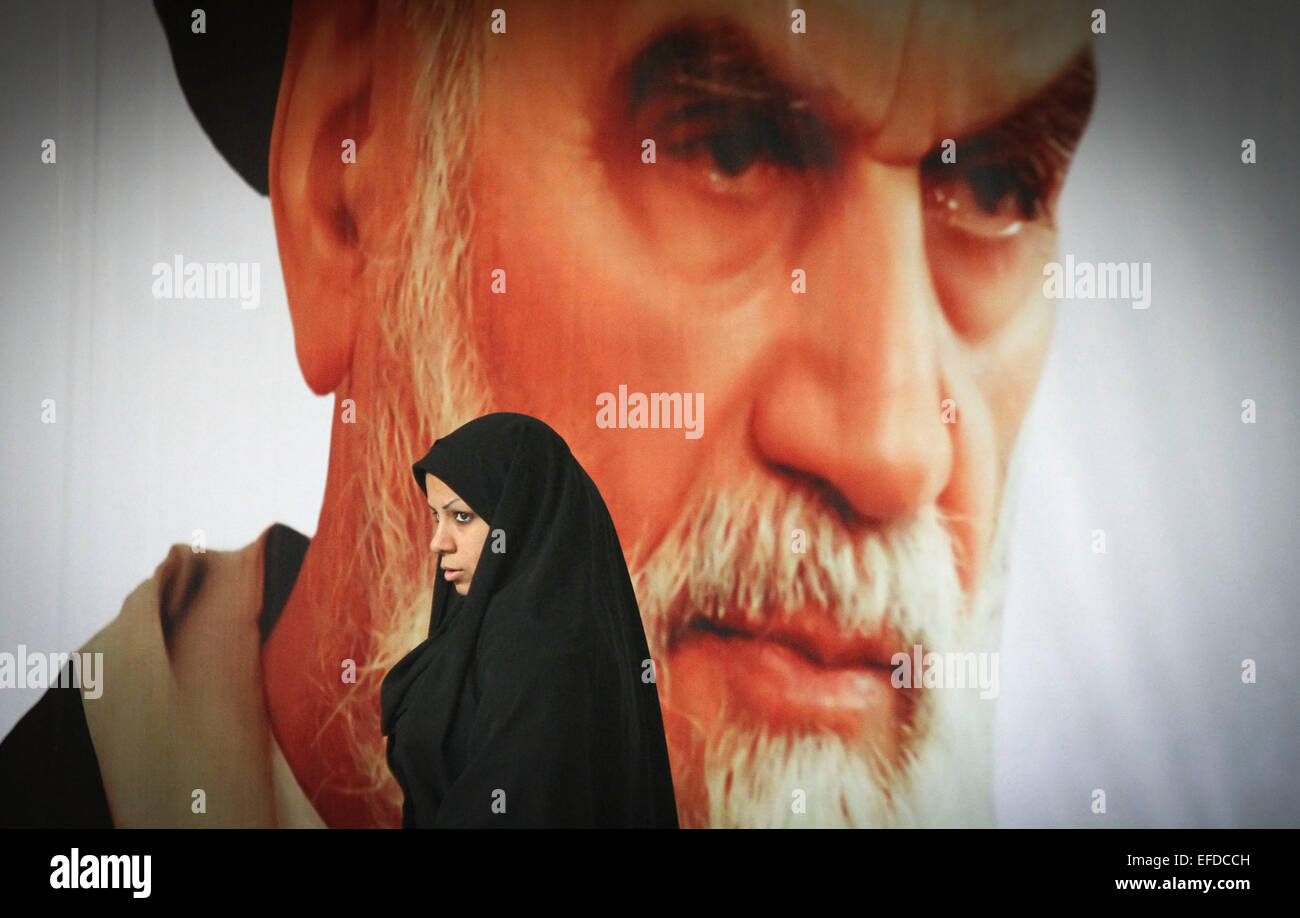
xmin=623 ymin=17 xmax=807 ymax=120
xmin=617 ymin=17 xmax=839 ymax=171
xmin=972 ymin=50 xmax=1098 ymax=160
xmin=620 ymin=16 xmax=1097 ymax=157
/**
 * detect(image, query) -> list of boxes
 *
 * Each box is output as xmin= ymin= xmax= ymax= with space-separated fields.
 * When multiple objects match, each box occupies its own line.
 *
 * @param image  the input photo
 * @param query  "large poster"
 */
xmin=1 ymin=0 xmax=1296 ymax=833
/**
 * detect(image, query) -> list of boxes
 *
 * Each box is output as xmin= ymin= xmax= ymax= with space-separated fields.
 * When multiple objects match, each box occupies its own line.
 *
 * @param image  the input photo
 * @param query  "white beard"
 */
xmin=632 ymin=450 xmax=1023 ymax=828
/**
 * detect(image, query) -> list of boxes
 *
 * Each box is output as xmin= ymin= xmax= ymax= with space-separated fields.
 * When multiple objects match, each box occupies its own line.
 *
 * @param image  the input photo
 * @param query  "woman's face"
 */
xmin=423 ymin=473 xmax=491 ymax=596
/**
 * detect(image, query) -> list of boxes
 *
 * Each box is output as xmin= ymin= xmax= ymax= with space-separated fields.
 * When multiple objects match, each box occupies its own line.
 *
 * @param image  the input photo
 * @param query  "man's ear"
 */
xmin=269 ymin=0 xmax=395 ymax=396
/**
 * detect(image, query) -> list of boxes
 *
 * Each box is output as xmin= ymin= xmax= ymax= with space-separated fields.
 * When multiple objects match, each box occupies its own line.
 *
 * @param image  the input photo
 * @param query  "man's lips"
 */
xmin=664 ymin=604 xmax=915 ymax=740
xmin=676 ymin=604 xmax=903 ymax=671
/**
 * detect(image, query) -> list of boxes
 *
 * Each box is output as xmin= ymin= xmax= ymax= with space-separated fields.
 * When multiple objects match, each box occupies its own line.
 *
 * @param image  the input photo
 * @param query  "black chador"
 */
xmin=380 ymin=412 xmax=679 ymax=828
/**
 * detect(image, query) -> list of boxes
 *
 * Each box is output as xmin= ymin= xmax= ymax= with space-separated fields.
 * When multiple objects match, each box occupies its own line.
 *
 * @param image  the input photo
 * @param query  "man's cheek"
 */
xmin=582 ymin=433 xmax=702 ymax=555
xmin=926 ymin=220 xmax=1058 ymax=342
xmin=968 ymin=287 xmax=1058 ymax=450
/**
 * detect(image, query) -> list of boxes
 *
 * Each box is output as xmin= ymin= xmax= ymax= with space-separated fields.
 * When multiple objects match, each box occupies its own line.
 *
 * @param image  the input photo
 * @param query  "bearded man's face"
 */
xmin=322 ymin=0 xmax=1095 ymax=827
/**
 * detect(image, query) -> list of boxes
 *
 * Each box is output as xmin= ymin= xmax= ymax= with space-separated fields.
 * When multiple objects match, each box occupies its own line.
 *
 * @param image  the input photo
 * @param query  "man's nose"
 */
xmin=749 ymin=158 xmax=952 ymax=524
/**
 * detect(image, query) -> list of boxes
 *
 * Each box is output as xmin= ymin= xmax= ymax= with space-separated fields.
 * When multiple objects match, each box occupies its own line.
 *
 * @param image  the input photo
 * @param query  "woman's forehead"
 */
xmin=423 ymin=473 xmax=467 ymax=508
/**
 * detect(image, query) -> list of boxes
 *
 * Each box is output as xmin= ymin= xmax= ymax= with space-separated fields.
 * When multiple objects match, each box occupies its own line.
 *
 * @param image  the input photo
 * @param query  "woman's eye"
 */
xmin=455 ymin=511 xmax=473 ymax=524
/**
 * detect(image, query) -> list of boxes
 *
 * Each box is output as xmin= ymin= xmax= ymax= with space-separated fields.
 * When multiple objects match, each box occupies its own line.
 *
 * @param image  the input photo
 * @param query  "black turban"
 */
xmin=379 ymin=412 xmax=679 ymax=827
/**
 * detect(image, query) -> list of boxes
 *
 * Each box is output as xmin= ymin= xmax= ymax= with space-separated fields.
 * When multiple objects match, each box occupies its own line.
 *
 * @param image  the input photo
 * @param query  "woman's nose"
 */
xmin=431 ymin=524 xmax=454 ymax=553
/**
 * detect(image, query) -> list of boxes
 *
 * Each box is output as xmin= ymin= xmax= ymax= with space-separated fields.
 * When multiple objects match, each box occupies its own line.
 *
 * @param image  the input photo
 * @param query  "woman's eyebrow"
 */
xmin=429 ymin=499 xmax=466 ymax=511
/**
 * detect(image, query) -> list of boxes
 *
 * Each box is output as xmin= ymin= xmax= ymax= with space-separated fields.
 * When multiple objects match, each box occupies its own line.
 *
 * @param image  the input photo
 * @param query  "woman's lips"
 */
xmin=443 ymin=568 xmax=462 ymax=581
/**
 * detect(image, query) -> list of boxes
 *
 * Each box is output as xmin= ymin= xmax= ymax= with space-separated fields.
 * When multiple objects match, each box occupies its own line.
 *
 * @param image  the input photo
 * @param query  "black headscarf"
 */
xmin=379 ymin=412 xmax=679 ymax=827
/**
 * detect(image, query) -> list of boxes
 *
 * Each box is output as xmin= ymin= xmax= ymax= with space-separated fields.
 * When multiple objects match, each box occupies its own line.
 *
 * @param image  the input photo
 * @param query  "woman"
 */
xmin=380 ymin=412 xmax=679 ymax=828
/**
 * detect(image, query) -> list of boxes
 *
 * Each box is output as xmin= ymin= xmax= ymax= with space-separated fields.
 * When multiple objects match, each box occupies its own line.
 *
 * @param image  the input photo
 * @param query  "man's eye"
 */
xmin=921 ymin=141 xmax=1061 ymax=238
xmin=923 ymin=172 xmax=1041 ymax=238
xmin=656 ymin=99 xmax=833 ymax=184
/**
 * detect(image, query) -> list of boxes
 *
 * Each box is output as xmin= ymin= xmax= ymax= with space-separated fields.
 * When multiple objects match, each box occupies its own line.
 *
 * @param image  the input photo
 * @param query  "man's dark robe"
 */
xmin=0 ymin=523 xmax=310 ymax=828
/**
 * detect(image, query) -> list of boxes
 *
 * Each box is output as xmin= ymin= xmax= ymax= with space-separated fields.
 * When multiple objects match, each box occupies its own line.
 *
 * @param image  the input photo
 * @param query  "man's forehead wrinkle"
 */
xmin=868 ymin=0 xmax=922 ymax=164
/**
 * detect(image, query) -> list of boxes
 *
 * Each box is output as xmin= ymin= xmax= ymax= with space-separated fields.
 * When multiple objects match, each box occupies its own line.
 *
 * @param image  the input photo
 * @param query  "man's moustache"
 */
xmin=630 ymin=478 xmax=962 ymax=659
